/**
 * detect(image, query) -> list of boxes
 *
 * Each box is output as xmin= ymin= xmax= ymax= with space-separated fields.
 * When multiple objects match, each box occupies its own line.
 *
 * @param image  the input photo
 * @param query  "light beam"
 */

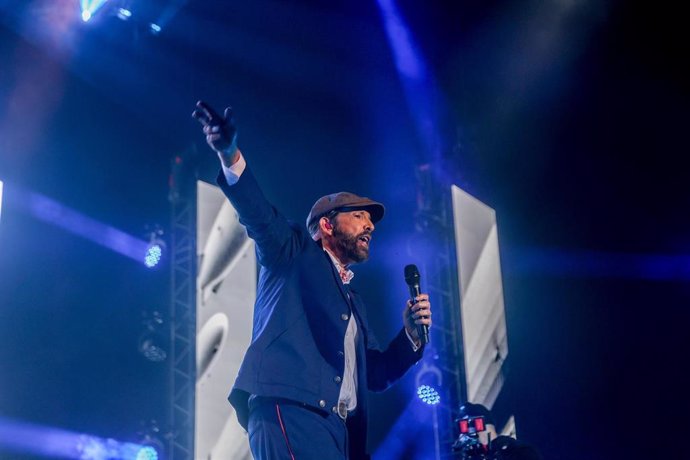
xmin=9 ymin=184 xmax=150 ymax=265
xmin=0 ymin=416 xmax=158 ymax=460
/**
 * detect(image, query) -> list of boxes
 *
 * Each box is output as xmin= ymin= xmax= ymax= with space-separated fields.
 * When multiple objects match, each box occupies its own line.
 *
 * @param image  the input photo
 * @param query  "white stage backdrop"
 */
xmin=451 ymin=185 xmax=509 ymax=409
xmin=195 ymin=180 xmax=255 ymax=460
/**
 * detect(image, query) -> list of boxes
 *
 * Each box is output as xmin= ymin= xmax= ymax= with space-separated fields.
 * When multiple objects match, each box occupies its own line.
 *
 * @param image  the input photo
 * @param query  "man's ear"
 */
xmin=320 ymin=217 xmax=333 ymax=234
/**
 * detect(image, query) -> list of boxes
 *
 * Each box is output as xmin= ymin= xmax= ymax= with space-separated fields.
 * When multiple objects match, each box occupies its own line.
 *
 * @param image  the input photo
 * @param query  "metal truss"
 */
xmin=412 ymin=164 xmax=467 ymax=459
xmin=168 ymin=155 xmax=197 ymax=460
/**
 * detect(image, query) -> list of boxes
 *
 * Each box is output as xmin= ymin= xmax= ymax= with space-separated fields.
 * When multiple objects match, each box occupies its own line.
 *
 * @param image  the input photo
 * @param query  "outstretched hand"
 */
xmin=192 ymin=101 xmax=239 ymax=166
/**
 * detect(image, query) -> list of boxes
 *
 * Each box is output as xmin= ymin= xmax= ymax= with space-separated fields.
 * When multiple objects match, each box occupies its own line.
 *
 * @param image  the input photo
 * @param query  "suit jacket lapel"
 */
xmin=320 ymin=249 xmax=370 ymax=338
xmin=322 ymin=249 xmax=352 ymax=307
xmin=347 ymin=287 xmax=369 ymax=341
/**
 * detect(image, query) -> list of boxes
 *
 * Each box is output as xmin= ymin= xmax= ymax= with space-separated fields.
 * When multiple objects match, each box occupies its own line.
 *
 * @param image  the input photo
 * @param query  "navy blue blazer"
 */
xmin=217 ymin=167 xmax=424 ymax=456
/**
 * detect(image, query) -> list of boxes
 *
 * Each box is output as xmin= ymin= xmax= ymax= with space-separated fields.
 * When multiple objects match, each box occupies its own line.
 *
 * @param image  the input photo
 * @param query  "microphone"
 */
xmin=404 ymin=264 xmax=429 ymax=345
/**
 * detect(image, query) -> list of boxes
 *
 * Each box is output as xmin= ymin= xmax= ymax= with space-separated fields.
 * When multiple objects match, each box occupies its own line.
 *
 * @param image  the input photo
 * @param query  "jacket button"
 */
xmin=337 ymin=350 xmax=344 ymax=358
xmin=332 ymin=406 xmax=338 ymax=413
xmin=334 ymin=376 xmax=342 ymax=383
xmin=341 ymin=313 xmax=349 ymax=321
xmin=319 ymin=400 xmax=326 ymax=408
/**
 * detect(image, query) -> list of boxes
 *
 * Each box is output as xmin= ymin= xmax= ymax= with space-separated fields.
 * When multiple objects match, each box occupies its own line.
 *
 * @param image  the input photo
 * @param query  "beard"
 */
xmin=332 ymin=225 xmax=370 ymax=264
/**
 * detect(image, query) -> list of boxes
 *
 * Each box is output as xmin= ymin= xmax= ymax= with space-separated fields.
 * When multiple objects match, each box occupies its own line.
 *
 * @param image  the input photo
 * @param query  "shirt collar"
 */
xmin=323 ymin=248 xmax=355 ymax=285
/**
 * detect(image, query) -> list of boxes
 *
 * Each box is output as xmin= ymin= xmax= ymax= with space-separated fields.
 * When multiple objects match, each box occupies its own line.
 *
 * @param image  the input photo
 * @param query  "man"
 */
xmin=192 ymin=101 xmax=432 ymax=460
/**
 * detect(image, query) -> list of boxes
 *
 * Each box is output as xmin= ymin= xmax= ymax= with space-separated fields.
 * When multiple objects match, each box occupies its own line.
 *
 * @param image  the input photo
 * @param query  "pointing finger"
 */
xmin=223 ymin=106 xmax=233 ymax=123
xmin=192 ymin=109 xmax=210 ymax=126
xmin=196 ymin=100 xmax=223 ymax=124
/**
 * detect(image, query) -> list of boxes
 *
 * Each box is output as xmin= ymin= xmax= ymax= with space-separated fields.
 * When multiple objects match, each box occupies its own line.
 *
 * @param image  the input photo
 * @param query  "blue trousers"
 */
xmin=247 ymin=396 xmax=349 ymax=460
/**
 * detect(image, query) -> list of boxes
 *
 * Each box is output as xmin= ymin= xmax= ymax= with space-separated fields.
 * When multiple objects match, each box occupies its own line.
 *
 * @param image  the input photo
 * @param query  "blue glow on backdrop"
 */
xmin=506 ymin=247 xmax=690 ymax=280
xmin=150 ymin=0 xmax=188 ymax=32
xmin=374 ymin=399 xmax=438 ymax=460
xmin=0 ymin=416 xmax=158 ymax=460
xmin=0 ymin=180 xmax=4 ymax=222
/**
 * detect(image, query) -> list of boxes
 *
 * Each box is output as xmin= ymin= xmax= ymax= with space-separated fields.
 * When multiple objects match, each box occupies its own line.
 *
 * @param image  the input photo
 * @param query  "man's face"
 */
xmin=331 ymin=210 xmax=375 ymax=264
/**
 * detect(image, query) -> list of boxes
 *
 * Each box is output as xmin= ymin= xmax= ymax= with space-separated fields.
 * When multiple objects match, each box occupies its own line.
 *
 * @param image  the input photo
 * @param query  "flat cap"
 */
xmin=306 ymin=191 xmax=385 ymax=230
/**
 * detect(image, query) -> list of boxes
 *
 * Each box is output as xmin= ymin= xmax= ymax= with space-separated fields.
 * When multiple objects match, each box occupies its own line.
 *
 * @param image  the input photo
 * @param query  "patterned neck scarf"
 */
xmin=323 ymin=248 xmax=354 ymax=285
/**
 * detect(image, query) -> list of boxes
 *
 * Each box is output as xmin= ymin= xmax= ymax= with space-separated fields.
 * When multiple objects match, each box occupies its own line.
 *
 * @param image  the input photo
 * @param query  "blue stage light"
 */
xmin=149 ymin=23 xmax=162 ymax=34
xmin=135 ymin=446 xmax=158 ymax=460
xmin=417 ymin=384 xmax=440 ymax=405
xmin=80 ymin=0 xmax=109 ymax=23
xmin=143 ymin=229 xmax=166 ymax=268
xmin=144 ymin=244 xmax=163 ymax=268
xmin=117 ymin=8 xmax=132 ymax=21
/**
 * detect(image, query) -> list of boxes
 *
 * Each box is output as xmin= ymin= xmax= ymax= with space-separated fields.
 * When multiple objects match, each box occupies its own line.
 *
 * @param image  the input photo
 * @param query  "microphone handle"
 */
xmin=409 ymin=284 xmax=429 ymax=345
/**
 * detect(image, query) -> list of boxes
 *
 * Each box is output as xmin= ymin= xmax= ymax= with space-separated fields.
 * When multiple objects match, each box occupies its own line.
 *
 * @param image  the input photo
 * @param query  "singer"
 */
xmin=193 ymin=101 xmax=432 ymax=460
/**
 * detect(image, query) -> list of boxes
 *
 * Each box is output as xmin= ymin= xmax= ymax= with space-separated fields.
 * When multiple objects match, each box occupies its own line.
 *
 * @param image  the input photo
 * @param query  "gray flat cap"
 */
xmin=306 ymin=191 xmax=385 ymax=230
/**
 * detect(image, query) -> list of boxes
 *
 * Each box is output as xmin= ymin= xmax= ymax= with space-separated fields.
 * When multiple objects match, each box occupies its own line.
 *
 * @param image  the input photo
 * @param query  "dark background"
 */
xmin=1 ymin=1 xmax=688 ymax=459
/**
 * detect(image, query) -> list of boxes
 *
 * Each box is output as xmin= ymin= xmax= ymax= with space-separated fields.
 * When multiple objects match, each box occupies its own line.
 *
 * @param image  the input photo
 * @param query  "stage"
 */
xmin=0 ymin=1 xmax=688 ymax=459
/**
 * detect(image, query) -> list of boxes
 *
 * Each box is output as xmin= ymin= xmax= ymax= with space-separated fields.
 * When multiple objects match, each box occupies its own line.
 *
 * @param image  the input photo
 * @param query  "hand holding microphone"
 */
xmin=403 ymin=264 xmax=431 ymax=345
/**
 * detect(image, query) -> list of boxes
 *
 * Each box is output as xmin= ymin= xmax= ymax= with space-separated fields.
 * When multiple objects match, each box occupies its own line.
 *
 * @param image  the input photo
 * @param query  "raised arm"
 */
xmin=192 ymin=101 xmax=304 ymax=267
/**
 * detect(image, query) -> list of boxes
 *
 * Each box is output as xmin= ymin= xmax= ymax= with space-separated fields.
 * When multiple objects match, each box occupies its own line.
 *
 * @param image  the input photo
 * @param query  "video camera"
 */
xmin=452 ymin=413 xmax=491 ymax=460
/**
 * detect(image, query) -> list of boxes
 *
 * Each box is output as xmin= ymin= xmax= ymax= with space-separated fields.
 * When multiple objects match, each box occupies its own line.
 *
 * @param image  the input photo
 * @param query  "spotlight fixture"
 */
xmin=134 ymin=420 xmax=165 ymax=460
xmin=135 ymin=445 xmax=158 ymax=460
xmin=417 ymin=384 xmax=441 ymax=405
xmin=0 ymin=415 xmax=161 ymax=460
xmin=144 ymin=244 xmax=163 ymax=268
xmin=117 ymin=8 xmax=133 ymax=21
xmin=415 ymin=362 xmax=443 ymax=406
xmin=138 ymin=311 xmax=167 ymax=362
xmin=80 ymin=0 xmax=109 ymax=23
xmin=144 ymin=227 xmax=166 ymax=269
xmin=138 ymin=336 xmax=167 ymax=362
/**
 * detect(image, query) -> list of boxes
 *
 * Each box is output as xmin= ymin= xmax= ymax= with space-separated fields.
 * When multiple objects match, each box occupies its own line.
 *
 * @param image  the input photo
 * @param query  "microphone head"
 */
xmin=404 ymin=264 xmax=420 ymax=286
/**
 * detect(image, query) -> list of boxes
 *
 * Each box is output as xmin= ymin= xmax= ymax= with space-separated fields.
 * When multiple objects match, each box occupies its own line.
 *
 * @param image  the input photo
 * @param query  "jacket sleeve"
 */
xmin=216 ymin=167 xmax=304 ymax=267
xmin=365 ymin=327 xmax=424 ymax=392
